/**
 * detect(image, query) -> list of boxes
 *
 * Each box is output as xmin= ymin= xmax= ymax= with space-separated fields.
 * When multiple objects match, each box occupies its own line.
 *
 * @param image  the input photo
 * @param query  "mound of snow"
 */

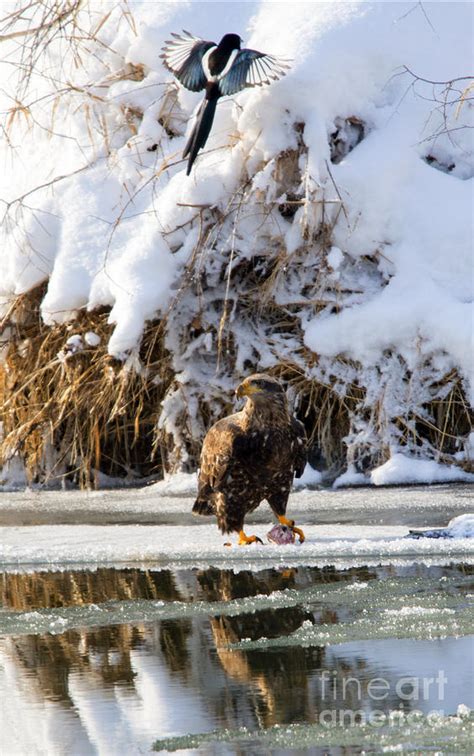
xmin=408 ymin=513 xmax=474 ymax=540
xmin=370 ymin=454 xmax=474 ymax=486
xmin=447 ymin=514 xmax=474 ymax=539
xmin=0 ymin=456 xmax=28 ymax=491
xmin=147 ymin=472 xmax=198 ymax=496
xmin=333 ymin=466 xmax=370 ymax=489
xmin=293 ymin=464 xmax=323 ymax=489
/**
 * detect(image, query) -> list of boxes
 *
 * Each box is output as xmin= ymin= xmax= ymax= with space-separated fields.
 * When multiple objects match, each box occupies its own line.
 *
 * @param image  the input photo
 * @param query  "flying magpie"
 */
xmin=160 ymin=31 xmax=290 ymax=175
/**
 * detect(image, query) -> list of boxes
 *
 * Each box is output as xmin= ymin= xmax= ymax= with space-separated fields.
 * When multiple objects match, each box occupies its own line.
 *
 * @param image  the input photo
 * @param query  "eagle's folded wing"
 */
xmin=219 ymin=49 xmax=291 ymax=96
xmin=291 ymin=417 xmax=308 ymax=478
xmin=160 ymin=30 xmax=214 ymax=92
xmin=197 ymin=421 xmax=241 ymax=495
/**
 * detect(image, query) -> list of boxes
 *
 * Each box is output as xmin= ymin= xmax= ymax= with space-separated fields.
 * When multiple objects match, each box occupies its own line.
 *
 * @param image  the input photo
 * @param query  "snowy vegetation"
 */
xmin=0 ymin=1 xmax=473 ymax=486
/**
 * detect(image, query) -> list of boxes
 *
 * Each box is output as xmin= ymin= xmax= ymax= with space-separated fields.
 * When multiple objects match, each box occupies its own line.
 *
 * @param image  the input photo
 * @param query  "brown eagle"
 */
xmin=192 ymin=374 xmax=307 ymax=544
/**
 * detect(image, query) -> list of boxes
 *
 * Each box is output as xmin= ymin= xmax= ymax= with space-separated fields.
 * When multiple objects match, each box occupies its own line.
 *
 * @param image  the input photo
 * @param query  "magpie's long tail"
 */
xmin=183 ymin=96 xmax=218 ymax=176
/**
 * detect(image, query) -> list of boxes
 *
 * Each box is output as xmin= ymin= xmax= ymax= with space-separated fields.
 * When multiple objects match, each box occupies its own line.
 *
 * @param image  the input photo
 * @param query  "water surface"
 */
xmin=1 ymin=562 xmax=473 ymax=754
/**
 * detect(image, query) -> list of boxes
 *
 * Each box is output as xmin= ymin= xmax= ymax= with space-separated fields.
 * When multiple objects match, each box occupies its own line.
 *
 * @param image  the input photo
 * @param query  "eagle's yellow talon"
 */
xmin=278 ymin=515 xmax=305 ymax=543
xmin=238 ymin=530 xmax=263 ymax=546
xmin=292 ymin=525 xmax=305 ymax=543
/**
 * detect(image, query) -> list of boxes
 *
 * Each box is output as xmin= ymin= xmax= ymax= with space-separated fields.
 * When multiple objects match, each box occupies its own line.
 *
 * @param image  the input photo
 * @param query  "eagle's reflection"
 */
xmin=196 ymin=568 xmax=320 ymax=725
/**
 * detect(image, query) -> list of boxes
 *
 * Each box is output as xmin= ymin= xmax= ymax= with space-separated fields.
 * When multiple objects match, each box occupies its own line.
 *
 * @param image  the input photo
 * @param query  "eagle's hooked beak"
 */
xmin=236 ymin=381 xmax=260 ymax=398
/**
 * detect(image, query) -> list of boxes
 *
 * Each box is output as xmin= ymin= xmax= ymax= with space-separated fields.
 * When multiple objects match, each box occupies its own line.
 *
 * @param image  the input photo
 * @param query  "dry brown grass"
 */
xmin=0 ymin=285 xmax=174 ymax=486
xmin=1 ymin=287 xmax=360 ymax=486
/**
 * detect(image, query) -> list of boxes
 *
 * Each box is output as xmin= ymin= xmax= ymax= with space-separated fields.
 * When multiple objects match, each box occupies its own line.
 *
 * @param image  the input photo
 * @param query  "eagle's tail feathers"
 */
xmin=192 ymin=497 xmax=214 ymax=516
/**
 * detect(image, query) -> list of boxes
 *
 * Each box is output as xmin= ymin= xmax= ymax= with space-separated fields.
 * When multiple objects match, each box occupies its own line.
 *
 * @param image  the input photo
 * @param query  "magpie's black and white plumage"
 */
xmin=160 ymin=31 xmax=290 ymax=175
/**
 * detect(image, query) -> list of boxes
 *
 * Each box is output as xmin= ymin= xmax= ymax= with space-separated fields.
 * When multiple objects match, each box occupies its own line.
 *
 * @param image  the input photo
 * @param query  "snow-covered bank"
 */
xmin=0 ymin=2 xmax=473 ymax=484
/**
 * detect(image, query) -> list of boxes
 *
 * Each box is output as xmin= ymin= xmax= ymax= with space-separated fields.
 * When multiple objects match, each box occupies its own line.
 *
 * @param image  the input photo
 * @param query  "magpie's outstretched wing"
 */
xmin=160 ymin=30 xmax=215 ymax=92
xmin=219 ymin=49 xmax=290 ymax=96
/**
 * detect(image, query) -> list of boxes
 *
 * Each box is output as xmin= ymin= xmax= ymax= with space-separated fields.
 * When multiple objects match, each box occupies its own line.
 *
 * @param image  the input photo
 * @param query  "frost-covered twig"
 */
xmin=398 ymin=65 xmax=474 ymax=153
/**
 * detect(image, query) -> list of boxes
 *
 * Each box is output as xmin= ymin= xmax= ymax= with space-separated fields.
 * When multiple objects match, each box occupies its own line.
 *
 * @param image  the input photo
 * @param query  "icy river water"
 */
xmin=0 ymin=484 xmax=473 ymax=754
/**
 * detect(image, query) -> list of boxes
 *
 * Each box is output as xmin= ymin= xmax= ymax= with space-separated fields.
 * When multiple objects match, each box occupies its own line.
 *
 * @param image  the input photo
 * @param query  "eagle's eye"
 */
xmin=255 ymin=379 xmax=276 ymax=392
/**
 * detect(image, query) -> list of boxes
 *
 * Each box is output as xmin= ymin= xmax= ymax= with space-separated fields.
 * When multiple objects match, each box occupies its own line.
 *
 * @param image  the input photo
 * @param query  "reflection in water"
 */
xmin=197 ymin=568 xmax=319 ymax=728
xmin=1 ymin=566 xmax=185 ymax=609
xmin=4 ymin=625 xmax=141 ymax=705
xmin=0 ymin=563 xmax=473 ymax=754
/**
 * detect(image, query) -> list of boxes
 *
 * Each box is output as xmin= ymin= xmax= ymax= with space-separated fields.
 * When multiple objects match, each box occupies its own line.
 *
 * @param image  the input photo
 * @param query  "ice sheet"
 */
xmin=1 ymin=522 xmax=473 ymax=574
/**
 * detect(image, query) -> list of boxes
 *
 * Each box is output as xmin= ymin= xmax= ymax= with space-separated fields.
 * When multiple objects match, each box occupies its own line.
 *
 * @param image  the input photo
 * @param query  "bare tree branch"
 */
xmin=0 ymin=2 xmax=79 ymax=41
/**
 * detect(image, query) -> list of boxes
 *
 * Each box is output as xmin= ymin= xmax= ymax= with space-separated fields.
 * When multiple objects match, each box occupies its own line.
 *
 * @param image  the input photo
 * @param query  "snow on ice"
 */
xmin=0 ymin=514 xmax=472 ymax=572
